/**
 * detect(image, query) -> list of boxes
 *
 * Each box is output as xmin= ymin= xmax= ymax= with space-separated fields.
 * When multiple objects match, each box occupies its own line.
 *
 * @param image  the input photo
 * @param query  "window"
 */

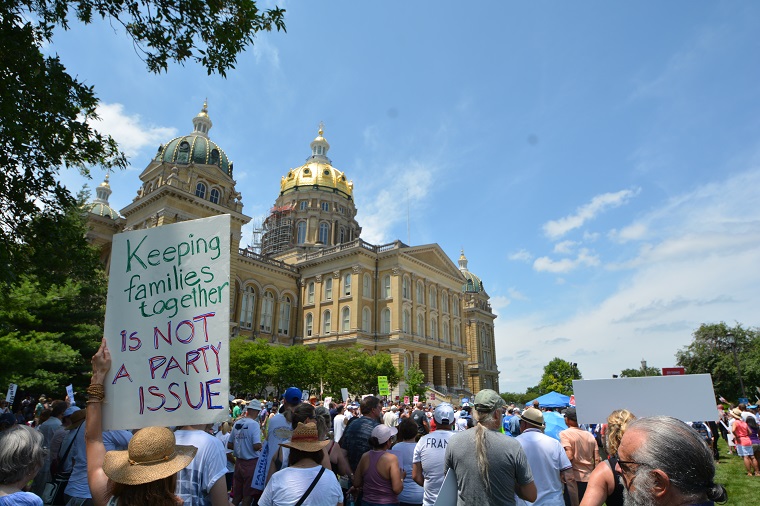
xmin=431 ymin=319 xmax=438 ymax=340
xmin=300 ymin=201 xmax=308 ymax=211
xmin=416 ymin=281 xmax=424 ymax=304
xmin=417 ymin=314 xmax=424 ymax=337
xmin=318 ymin=222 xmax=330 ymax=244
xmin=195 ymin=182 xmax=207 ymax=199
xmin=260 ymin=291 xmax=274 ymax=332
xmin=339 ymin=227 xmax=346 ymax=243
xmin=402 ymin=276 xmax=410 ymax=299
xmin=177 ymin=141 xmax=190 ymax=163
xmin=363 ymin=274 xmax=371 ymax=297
xmin=381 ymin=308 xmax=391 ymax=334
xmin=443 ymin=321 xmax=450 ymax=343
xmin=342 ymin=307 xmax=350 ymax=332
xmin=480 ymin=327 xmax=487 ymax=348
xmin=307 ymin=282 xmax=315 ymax=304
xmin=404 ymin=353 xmax=412 ymax=374
xmin=429 ymin=286 xmax=437 ymax=309
xmin=321 ymin=202 xmax=330 ymax=212
xmin=278 ymin=296 xmax=291 ymax=335
xmin=323 ymin=310 xmax=331 ymax=334
xmin=240 ymin=287 xmax=255 ymax=329
xmin=209 ymin=188 xmax=220 ymax=204
xmin=442 ymin=294 xmax=449 ymax=313
xmin=297 ymin=222 xmax=307 ymax=244
xmin=362 ymin=307 xmax=371 ymax=332
xmin=325 ymin=278 xmax=333 ymax=300
xmin=306 ymin=313 xmax=313 ymax=337
xmin=403 ymin=310 xmax=410 ymax=333
xmin=454 ymin=325 xmax=461 ymax=345
xmin=453 ymin=296 xmax=460 ymax=316
xmin=383 ymin=275 xmax=391 ymax=298
xmin=343 ymin=273 xmax=351 ymax=296
xmin=209 ymin=149 xmax=220 ymax=165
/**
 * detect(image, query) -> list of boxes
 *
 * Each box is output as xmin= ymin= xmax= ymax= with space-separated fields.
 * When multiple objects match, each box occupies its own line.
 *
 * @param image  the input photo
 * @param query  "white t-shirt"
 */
xmin=252 ymin=413 xmax=294 ymax=491
xmin=215 ymin=431 xmax=235 ymax=473
xmin=413 ymin=430 xmax=455 ymax=505
xmin=174 ymin=429 xmax=228 ymax=506
xmin=516 ymin=428 xmax=571 ymax=506
xmin=333 ymin=414 xmax=346 ymax=443
xmin=230 ymin=417 xmax=262 ymax=460
xmin=259 ymin=466 xmax=343 ymax=506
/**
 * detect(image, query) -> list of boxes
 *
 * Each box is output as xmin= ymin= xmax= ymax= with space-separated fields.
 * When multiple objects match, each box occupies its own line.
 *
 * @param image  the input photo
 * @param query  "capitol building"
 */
xmin=86 ymin=103 xmax=500 ymax=400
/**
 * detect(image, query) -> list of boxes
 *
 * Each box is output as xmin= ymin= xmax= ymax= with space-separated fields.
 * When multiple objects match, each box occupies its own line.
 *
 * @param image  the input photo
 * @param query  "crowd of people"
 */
xmin=0 ymin=341 xmax=733 ymax=506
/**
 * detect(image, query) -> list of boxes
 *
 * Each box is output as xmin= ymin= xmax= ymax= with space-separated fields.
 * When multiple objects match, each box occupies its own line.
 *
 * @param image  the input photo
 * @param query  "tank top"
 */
xmin=361 ymin=450 xmax=398 ymax=504
xmin=328 ymin=441 xmax=342 ymax=475
xmin=605 ymin=456 xmax=625 ymax=506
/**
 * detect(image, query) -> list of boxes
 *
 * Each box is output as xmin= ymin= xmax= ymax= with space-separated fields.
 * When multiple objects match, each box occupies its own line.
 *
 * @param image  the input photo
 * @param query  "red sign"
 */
xmin=404 ymin=396 xmax=409 ymax=404
xmin=662 ymin=367 xmax=685 ymax=376
xmin=430 ymin=393 xmax=436 ymax=401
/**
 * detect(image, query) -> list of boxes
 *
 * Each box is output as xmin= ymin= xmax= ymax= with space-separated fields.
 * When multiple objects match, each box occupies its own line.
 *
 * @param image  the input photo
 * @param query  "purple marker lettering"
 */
xmin=112 ymin=363 xmax=133 ymax=384
xmin=147 ymin=386 xmax=166 ymax=411
xmin=176 ymin=320 xmax=194 ymax=344
xmin=138 ymin=386 xmax=145 ymax=415
xmin=206 ymin=378 xmax=223 ymax=410
xmin=154 ymin=322 xmax=172 ymax=349
xmin=129 ymin=332 xmax=141 ymax=351
xmin=193 ymin=312 xmax=215 ymax=342
xmin=162 ymin=356 xmax=186 ymax=379
xmin=149 ymin=356 xmax=167 ymax=379
xmin=185 ymin=381 xmax=205 ymax=410
xmin=121 ymin=330 xmax=127 ymax=352
xmin=166 ymin=383 xmax=182 ymax=412
xmin=197 ymin=345 xmax=210 ymax=372
xmin=209 ymin=341 xmax=222 ymax=374
xmin=185 ymin=350 xmax=201 ymax=374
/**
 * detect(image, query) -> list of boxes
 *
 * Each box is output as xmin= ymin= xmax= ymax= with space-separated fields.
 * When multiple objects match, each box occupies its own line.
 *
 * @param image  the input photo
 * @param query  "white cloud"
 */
xmin=533 ymin=248 xmax=600 ymax=273
xmin=553 ymin=240 xmax=577 ymax=254
xmin=542 ymin=188 xmax=640 ymax=239
xmin=93 ymin=103 xmax=177 ymax=160
xmin=609 ymin=223 xmax=647 ymax=243
xmin=508 ymin=249 xmax=533 ymax=262
xmin=508 ymin=288 xmax=528 ymax=301
xmin=252 ymin=36 xmax=280 ymax=69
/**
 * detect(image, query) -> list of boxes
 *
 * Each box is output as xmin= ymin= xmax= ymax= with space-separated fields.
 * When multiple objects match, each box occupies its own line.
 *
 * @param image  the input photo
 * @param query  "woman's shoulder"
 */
xmin=0 ymin=492 xmax=44 ymax=506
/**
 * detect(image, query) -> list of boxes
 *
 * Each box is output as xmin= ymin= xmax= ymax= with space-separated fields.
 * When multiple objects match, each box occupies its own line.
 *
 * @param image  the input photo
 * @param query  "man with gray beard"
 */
xmin=616 ymin=416 xmax=727 ymax=506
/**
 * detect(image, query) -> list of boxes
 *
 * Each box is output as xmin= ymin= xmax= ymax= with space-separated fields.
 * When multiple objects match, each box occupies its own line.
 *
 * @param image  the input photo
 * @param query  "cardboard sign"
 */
xmin=572 ymin=374 xmax=717 ymax=425
xmin=378 ymin=376 xmax=389 ymax=396
xmin=102 ymin=215 xmax=231 ymax=430
xmin=413 ymin=395 xmax=419 ymax=404
xmin=6 ymin=383 xmax=17 ymax=404
xmin=433 ymin=469 xmax=457 ymax=506
xmin=404 ymin=396 xmax=409 ymax=404
xmin=66 ymin=384 xmax=75 ymax=406
xmin=341 ymin=388 xmax=350 ymax=402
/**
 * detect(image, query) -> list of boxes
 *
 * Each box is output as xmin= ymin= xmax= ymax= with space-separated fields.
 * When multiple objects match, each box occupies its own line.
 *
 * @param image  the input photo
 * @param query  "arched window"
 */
xmin=417 ymin=313 xmax=424 ymax=337
xmin=209 ymin=188 xmax=220 ymax=204
xmin=381 ymin=308 xmax=391 ymax=334
xmin=306 ymin=313 xmax=313 ymax=337
xmin=307 ymin=282 xmax=315 ymax=304
xmin=341 ymin=307 xmax=350 ymax=332
xmin=339 ymin=227 xmax=346 ymax=243
xmin=240 ymin=286 xmax=255 ymax=329
xmin=195 ymin=182 xmax=207 ymax=199
xmin=323 ymin=310 xmax=331 ymax=334
xmin=177 ymin=141 xmax=190 ymax=163
xmin=324 ymin=278 xmax=333 ymax=300
xmin=209 ymin=149 xmax=220 ymax=165
xmin=343 ymin=273 xmax=351 ymax=296
xmin=260 ymin=291 xmax=274 ymax=332
xmin=429 ymin=286 xmax=437 ymax=309
xmin=431 ymin=318 xmax=438 ymax=340
xmin=363 ymin=274 xmax=371 ymax=297
xmin=402 ymin=309 xmax=410 ymax=333
xmin=318 ymin=222 xmax=330 ymax=244
xmin=297 ymin=222 xmax=307 ymax=244
xmin=442 ymin=293 xmax=449 ymax=313
xmin=416 ymin=281 xmax=424 ymax=304
xmin=402 ymin=276 xmax=410 ymax=299
xmin=383 ymin=275 xmax=391 ymax=298
xmin=278 ymin=296 xmax=291 ymax=335
xmin=404 ymin=353 xmax=412 ymax=375
xmin=454 ymin=325 xmax=461 ymax=345
xmin=362 ymin=307 xmax=371 ymax=332
xmin=442 ymin=321 xmax=450 ymax=343
xmin=300 ymin=200 xmax=308 ymax=211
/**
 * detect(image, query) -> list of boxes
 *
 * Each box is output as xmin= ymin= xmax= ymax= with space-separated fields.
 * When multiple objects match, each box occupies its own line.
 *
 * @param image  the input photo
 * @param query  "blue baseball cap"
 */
xmin=282 ymin=387 xmax=302 ymax=405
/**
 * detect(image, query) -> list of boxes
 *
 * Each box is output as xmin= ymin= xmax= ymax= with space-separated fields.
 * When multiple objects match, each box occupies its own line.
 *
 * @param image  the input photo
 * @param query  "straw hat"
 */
xmin=280 ymin=422 xmax=330 ymax=452
xmin=729 ymin=408 xmax=743 ymax=420
xmin=103 ymin=427 xmax=197 ymax=485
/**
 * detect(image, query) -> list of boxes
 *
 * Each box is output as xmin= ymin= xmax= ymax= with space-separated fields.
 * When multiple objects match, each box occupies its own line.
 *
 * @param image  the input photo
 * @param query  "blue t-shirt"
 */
xmin=502 ymin=414 xmax=515 ymax=435
xmin=0 ymin=491 xmax=43 ymax=506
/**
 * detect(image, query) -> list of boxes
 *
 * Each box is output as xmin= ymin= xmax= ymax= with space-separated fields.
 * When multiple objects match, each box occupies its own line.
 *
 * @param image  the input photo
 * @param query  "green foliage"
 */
xmin=500 ymin=391 xmax=535 ymax=406
xmin=620 ymin=366 xmax=662 ymax=378
xmin=229 ymin=339 xmax=399 ymax=399
xmin=537 ymin=357 xmax=582 ymax=396
xmin=677 ymin=322 xmax=760 ymax=402
xmin=402 ymin=363 xmax=427 ymax=402
xmin=0 ymin=0 xmax=285 ymax=284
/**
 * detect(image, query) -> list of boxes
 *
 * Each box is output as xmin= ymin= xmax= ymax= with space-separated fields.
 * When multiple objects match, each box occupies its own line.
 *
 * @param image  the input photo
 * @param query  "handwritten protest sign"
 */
xmin=102 ymin=215 xmax=231 ymax=430
xmin=6 ymin=384 xmax=17 ymax=404
xmin=66 ymin=384 xmax=75 ymax=406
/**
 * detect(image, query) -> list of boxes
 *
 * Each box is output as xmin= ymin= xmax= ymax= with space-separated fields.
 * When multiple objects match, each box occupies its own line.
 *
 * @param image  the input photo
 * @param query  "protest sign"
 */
xmin=102 ymin=215 xmax=231 ymax=430
xmin=572 ymin=374 xmax=717 ymax=425
xmin=66 ymin=384 xmax=75 ymax=406
xmin=6 ymin=384 xmax=17 ymax=404
xmin=404 ymin=396 xmax=409 ymax=404
xmin=377 ymin=376 xmax=389 ymax=396
xmin=413 ymin=395 xmax=419 ymax=404
xmin=341 ymin=388 xmax=350 ymax=402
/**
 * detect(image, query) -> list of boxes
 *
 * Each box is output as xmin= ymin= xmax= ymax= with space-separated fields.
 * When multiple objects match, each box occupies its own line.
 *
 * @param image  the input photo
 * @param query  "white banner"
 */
xmin=6 ymin=383 xmax=17 ymax=404
xmin=102 ymin=215 xmax=231 ymax=430
xmin=66 ymin=384 xmax=75 ymax=406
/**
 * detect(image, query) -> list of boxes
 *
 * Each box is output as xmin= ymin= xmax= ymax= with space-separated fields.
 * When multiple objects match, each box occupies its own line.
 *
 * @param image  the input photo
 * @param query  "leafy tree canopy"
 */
xmin=0 ymin=0 xmax=285 ymax=284
xmin=619 ymin=366 xmax=662 ymax=378
xmin=537 ymin=357 xmax=582 ymax=396
xmin=401 ymin=363 xmax=427 ymax=402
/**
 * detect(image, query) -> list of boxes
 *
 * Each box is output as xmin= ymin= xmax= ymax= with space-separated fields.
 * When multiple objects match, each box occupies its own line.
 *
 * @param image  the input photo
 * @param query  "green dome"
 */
xmin=87 ymin=201 xmax=120 ymax=220
xmin=458 ymin=250 xmax=484 ymax=293
xmin=154 ymin=134 xmax=232 ymax=177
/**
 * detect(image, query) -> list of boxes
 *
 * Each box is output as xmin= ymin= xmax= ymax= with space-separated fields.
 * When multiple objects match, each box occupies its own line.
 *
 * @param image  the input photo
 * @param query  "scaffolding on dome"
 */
xmin=261 ymin=204 xmax=295 ymax=255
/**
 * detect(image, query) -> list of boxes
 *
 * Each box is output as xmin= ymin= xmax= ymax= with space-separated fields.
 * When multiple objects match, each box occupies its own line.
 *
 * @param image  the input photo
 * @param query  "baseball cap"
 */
xmin=0 ymin=413 xmax=16 ymax=427
xmin=371 ymin=424 xmax=398 ymax=444
xmin=518 ymin=407 xmax=545 ymax=428
xmin=246 ymin=400 xmax=262 ymax=411
xmin=63 ymin=406 xmax=80 ymax=417
xmin=563 ymin=407 xmax=577 ymax=421
xmin=473 ymin=389 xmax=505 ymax=411
xmin=283 ymin=387 xmax=302 ymax=405
xmin=434 ymin=404 xmax=455 ymax=425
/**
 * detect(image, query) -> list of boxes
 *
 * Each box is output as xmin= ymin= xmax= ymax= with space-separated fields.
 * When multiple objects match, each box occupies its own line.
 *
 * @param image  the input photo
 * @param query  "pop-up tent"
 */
xmin=527 ymin=391 xmax=571 ymax=409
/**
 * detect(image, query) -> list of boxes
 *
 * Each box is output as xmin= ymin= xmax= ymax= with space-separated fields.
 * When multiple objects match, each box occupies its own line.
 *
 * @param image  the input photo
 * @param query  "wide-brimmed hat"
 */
xmin=518 ymin=407 xmax=545 ymax=428
xmin=281 ymin=422 xmax=330 ymax=452
xmin=103 ymin=427 xmax=197 ymax=485
xmin=66 ymin=409 xmax=86 ymax=430
xmin=730 ymin=408 xmax=743 ymax=420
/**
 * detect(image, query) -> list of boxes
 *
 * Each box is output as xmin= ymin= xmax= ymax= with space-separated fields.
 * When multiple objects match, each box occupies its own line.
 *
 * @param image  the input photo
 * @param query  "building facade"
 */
xmin=86 ymin=104 xmax=500 ymax=399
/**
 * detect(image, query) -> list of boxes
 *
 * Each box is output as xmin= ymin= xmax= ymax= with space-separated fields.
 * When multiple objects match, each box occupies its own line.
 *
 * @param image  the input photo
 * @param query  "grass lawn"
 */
xmin=714 ymin=437 xmax=760 ymax=504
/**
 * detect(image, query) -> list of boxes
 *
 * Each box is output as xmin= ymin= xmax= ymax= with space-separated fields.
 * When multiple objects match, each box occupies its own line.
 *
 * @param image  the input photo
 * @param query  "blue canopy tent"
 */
xmin=543 ymin=411 xmax=568 ymax=441
xmin=527 ymin=391 xmax=571 ymax=409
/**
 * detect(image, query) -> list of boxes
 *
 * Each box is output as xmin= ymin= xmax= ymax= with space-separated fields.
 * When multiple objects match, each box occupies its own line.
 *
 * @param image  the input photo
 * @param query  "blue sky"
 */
xmin=53 ymin=1 xmax=760 ymax=392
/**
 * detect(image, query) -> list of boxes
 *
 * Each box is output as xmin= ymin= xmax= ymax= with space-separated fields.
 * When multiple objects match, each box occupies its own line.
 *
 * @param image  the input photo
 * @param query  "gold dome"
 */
xmin=280 ymin=162 xmax=353 ymax=198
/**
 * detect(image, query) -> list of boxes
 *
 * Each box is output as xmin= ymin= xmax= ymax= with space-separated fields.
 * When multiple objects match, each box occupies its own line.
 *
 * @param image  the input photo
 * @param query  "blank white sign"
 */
xmin=572 ymin=374 xmax=718 ymax=425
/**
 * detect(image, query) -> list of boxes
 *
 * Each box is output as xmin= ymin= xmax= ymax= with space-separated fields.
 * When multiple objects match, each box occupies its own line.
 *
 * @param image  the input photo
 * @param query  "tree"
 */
xmin=402 ymin=364 xmax=427 ymax=402
xmin=537 ymin=358 xmax=582 ymax=396
xmin=676 ymin=322 xmax=760 ymax=402
xmin=620 ymin=366 xmax=662 ymax=378
xmin=0 ymin=0 xmax=286 ymax=284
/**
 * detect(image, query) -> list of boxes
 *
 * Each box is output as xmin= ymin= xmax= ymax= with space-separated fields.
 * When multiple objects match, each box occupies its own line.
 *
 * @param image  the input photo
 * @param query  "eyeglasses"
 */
xmin=615 ymin=454 xmax=652 ymax=488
